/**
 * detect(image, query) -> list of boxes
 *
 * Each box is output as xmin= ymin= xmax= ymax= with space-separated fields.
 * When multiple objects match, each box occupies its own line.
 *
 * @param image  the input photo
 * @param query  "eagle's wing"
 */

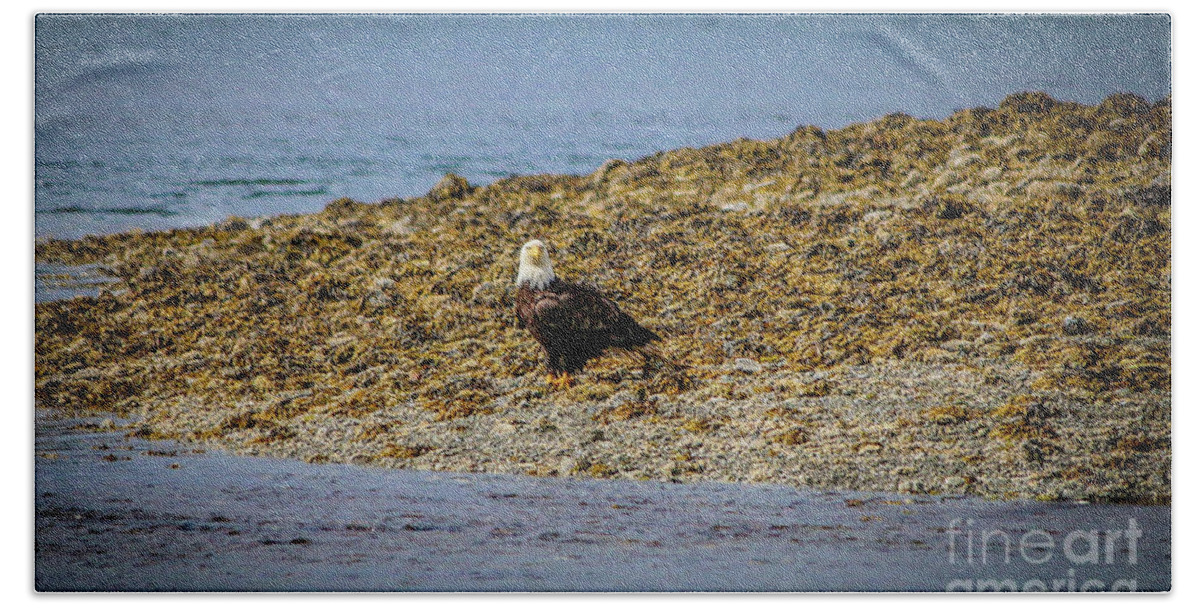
xmin=532 ymin=282 xmax=660 ymax=349
xmin=531 ymin=284 xmax=622 ymax=337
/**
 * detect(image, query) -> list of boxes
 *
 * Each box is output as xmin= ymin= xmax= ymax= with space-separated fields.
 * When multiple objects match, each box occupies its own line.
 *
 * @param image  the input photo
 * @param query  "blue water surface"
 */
xmin=35 ymin=13 xmax=1171 ymax=239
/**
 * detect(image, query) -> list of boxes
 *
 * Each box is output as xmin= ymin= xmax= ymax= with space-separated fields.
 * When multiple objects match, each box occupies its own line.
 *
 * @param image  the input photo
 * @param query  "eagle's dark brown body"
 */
xmin=516 ymin=278 xmax=660 ymax=374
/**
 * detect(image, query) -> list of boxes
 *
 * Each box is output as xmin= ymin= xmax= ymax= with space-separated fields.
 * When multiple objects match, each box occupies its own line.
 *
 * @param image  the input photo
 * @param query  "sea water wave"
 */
xmin=34 ymin=14 xmax=1170 ymax=240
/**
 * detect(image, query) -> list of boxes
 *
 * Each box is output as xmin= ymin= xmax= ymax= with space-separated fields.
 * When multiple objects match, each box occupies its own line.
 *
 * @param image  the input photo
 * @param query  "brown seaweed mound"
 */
xmin=36 ymin=92 xmax=1170 ymax=504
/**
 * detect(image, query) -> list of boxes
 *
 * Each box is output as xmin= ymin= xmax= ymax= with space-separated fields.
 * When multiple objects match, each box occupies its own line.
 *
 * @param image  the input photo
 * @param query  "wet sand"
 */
xmin=35 ymin=413 xmax=1169 ymax=592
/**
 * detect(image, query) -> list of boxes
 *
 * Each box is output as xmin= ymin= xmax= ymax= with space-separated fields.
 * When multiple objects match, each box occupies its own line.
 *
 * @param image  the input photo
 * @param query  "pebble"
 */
xmin=1062 ymin=315 xmax=1090 ymax=336
xmin=215 ymin=217 xmax=250 ymax=232
xmin=364 ymin=291 xmax=392 ymax=308
xmin=731 ymin=358 xmax=763 ymax=374
xmin=942 ymin=476 xmax=968 ymax=491
xmin=428 ymin=173 xmax=472 ymax=201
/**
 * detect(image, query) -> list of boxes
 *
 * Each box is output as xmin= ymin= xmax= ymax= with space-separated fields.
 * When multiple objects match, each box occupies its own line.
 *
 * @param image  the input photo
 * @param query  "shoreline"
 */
xmin=104 ymin=357 xmax=1167 ymax=505
xmin=35 ymin=412 xmax=1171 ymax=592
xmin=35 ymin=92 xmax=1171 ymax=505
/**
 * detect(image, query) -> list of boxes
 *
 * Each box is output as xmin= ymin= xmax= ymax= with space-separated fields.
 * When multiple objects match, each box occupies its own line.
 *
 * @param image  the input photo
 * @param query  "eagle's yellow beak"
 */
xmin=527 ymin=244 xmax=544 ymax=262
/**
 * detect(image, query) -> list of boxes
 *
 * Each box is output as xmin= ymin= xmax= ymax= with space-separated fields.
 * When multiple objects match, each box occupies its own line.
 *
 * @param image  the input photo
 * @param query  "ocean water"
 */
xmin=38 ymin=414 xmax=1171 ymax=591
xmin=35 ymin=13 xmax=1171 ymax=240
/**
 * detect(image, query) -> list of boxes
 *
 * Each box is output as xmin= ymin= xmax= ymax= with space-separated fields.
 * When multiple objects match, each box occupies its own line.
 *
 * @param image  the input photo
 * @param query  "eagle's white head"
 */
xmin=516 ymin=239 xmax=556 ymax=289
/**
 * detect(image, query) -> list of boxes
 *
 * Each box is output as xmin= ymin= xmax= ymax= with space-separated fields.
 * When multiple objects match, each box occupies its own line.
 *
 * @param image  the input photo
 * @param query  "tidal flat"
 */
xmin=35 ymin=92 xmax=1170 ymax=505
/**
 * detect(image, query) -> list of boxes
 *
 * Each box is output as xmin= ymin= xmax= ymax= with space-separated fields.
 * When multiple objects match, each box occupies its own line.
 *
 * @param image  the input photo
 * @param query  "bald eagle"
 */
xmin=515 ymin=239 xmax=664 ymax=389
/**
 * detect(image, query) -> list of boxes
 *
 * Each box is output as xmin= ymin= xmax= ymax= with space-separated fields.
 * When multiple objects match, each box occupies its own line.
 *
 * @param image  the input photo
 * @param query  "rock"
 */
xmin=899 ymin=170 xmax=923 ymax=188
xmin=1098 ymin=92 xmax=1150 ymax=117
xmin=1104 ymin=299 xmax=1135 ymax=316
xmin=1125 ymin=182 xmax=1170 ymax=208
xmin=428 ymin=173 xmax=472 ymax=201
xmin=384 ymin=218 xmax=414 ymax=236
xmin=873 ymin=229 xmax=893 ymax=246
xmin=731 ymin=358 xmax=762 ymax=374
xmin=742 ymin=179 xmax=776 ymax=192
xmin=720 ymin=202 xmax=749 ymax=213
xmin=947 ymin=151 xmax=983 ymax=169
xmin=1062 ymin=316 xmax=1090 ymax=336
xmin=1109 ymin=208 xmax=1165 ymax=242
xmin=940 ymin=339 xmax=973 ymax=353
xmin=931 ymin=169 xmax=966 ymax=190
xmin=557 ymin=457 xmax=579 ymax=477
xmin=978 ymin=166 xmax=1004 ymax=181
xmin=137 ymin=265 xmax=160 ymax=281
xmin=588 ymin=158 xmax=630 ymax=188
xmin=364 ymin=291 xmax=393 ymax=309
xmin=999 ymin=91 xmax=1057 ymax=114
xmin=942 ymin=476 xmax=969 ymax=493
xmin=930 ymin=195 xmax=968 ymax=220
xmin=1138 ymin=134 xmax=1169 ymax=159
xmin=215 ymin=216 xmax=250 ymax=232
xmin=748 ymin=463 xmax=775 ymax=482
xmin=1024 ymin=180 xmax=1083 ymax=201
xmin=862 ymin=209 xmax=892 ymax=223
xmin=856 ymin=441 xmax=883 ymax=453
xmin=604 ymin=390 xmax=638 ymax=408
xmin=470 ymin=281 xmax=507 ymax=306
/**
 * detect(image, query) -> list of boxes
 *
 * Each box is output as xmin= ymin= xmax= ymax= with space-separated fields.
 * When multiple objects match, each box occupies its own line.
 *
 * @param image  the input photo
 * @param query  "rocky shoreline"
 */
xmin=35 ymin=92 xmax=1171 ymax=504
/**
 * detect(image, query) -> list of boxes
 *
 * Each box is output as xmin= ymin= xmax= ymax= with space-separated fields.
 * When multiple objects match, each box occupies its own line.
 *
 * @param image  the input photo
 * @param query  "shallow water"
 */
xmin=35 ymin=413 xmax=1169 ymax=592
xmin=34 ymin=262 xmax=119 ymax=303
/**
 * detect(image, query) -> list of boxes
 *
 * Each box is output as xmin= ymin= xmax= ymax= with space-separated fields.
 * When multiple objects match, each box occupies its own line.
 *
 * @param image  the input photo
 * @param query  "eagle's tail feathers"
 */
xmin=632 ymin=344 xmax=689 ymax=372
